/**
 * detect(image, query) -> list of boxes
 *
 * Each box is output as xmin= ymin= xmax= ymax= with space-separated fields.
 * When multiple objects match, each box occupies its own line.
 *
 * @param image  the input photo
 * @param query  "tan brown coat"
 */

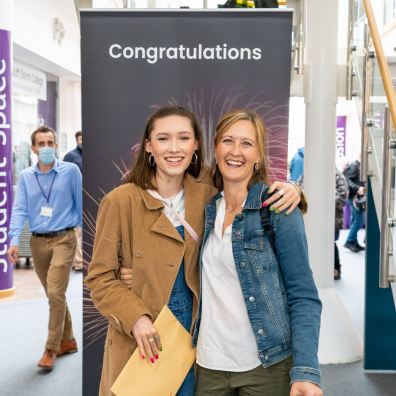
xmin=85 ymin=173 xmax=217 ymax=396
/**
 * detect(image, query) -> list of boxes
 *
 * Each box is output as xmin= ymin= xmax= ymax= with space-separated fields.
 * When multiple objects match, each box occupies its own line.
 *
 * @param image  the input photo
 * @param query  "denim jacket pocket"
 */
xmin=244 ymin=230 xmax=272 ymax=272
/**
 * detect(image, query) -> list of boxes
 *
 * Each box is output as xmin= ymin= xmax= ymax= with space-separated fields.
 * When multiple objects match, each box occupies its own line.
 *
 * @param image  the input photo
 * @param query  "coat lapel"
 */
xmin=139 ymin=188 xmax=184 ymax=244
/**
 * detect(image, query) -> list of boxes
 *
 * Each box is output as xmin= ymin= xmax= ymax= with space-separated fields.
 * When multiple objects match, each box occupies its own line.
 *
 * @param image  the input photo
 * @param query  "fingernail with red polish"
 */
xmin=262 ymin=202 xmax=268 ymax=207
xmin=150 ymin=357 xmax=155 ymax=363
xmin=155 ymin=354 xmax=159 ymax=360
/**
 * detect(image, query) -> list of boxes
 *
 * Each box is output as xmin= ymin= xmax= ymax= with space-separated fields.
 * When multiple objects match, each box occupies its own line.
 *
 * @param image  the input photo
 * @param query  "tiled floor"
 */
xmin=0 ymin=265 xmax=82 ymax=396
xmin=334 ymin=229 xmax=366 ymax=336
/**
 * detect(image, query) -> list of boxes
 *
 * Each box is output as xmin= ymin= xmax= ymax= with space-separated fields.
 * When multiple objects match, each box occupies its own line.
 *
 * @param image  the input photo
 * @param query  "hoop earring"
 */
xmin=190 ymin=152 xmax=198 ymax=165
xmin=148 ymin=154 xmax=155 ymax=167
xmin=254 ymin=162 xmax=259 ymax=171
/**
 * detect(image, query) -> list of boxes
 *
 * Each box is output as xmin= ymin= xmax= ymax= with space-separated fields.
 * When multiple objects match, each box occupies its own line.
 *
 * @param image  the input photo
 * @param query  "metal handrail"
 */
xmin=290 ymin=0 xmax=304 ymax=75
xmin=352 ymin=0 xmax=396 ymax=288
xmin=361 ymin=23 xmax=371 ymax=183
xmin=346 ymin=0 xmax=354 ymax=100
xmin=363 ymin=0 xmax=396 ymax=131
xmin=296 ymin=0 xmax=305 ymax=75
xmin=380 ymin=107 xmax=396 ymax=288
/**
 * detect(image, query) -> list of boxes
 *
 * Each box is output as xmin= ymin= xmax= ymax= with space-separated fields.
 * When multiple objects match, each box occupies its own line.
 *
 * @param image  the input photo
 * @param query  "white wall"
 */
xmin=58 ymin=78 xmax=82 ymax=156
xmin=0 ymin=0 xmax=12 ymax=31
xmin=13 ymin=0 xmax=80 ymax=78
xmin=12 ymin=0 xmax=81 ymax=155
xmin=288 ymin=97 xmax=305 ymax=162
xmin=381 ymin=20 xmax=396 ymax=56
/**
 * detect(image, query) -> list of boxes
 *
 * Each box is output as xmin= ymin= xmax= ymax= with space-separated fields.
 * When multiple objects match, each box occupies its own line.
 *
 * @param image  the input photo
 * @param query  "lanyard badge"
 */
xmin=40 ymin=206 xmax=53 ymax=217
xmin=35 ymin=172 xmax=57 ymax=218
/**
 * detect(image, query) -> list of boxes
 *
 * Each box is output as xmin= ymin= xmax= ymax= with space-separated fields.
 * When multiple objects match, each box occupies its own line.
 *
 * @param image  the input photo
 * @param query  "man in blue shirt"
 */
xmin=8 ymin=126 xmax=82 ymax=371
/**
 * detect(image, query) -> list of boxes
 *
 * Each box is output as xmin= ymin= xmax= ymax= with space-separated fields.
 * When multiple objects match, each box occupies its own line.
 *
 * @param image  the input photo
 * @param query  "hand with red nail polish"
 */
xmin=262 ymin=180 xmax=302 ymax=214
xmin=131 ymin=315 xmax=162 ymax=363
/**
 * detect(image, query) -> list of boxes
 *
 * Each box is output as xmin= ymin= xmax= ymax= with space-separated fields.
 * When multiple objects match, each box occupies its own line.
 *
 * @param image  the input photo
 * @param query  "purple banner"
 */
xmin=0 ymin=28 xmax=13 ymax=293
xmin=336 ymin=115 xmax=347 ymax=158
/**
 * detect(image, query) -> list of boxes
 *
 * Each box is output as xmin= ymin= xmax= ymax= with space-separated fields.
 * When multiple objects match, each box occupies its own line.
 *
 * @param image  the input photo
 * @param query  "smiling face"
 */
xmin=145 ymin=115 xmax=198 ymax=181
xmin=215 ymin=119 xmax=261 ymax=188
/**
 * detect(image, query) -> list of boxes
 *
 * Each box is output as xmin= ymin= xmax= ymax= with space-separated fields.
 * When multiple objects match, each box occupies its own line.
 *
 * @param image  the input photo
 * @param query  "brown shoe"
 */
xmin=38 ymin=349 xmax=56 ymax=370
xmin=58 ymin=338 xmax=78 ymax=356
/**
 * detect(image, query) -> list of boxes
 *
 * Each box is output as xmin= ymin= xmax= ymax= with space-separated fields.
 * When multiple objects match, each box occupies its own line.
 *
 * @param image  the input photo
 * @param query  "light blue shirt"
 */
xmin=9 ymin=159 xmax=82 ymax=246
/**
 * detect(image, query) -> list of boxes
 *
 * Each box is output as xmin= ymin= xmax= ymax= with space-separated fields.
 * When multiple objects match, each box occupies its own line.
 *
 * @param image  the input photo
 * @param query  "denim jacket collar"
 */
xmin=243 ymin=182 xmax=269 ymax=210
xmin=206 ymin=182 xmax=269 ymax=215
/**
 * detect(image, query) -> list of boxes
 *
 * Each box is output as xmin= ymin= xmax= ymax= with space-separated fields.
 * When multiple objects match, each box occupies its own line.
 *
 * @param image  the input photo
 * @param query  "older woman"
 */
xmin=193 ymin=109 xmax=322 ymax=396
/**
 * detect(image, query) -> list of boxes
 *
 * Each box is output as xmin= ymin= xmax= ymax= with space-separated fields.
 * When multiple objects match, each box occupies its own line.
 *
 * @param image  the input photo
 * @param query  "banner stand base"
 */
xmin=0 ymin=287 xmax=15 ymax=298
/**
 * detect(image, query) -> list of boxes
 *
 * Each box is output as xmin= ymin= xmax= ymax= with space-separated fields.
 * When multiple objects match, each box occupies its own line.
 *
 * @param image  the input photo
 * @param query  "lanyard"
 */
xmin=147 ymin=189 xmax=201 ymax=244
xmin=35 ymin=172 xmax=57 ymax=205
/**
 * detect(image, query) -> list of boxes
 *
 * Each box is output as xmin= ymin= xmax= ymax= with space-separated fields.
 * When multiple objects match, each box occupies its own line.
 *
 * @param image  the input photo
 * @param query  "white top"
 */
xmin=196 ymin=196 xmax=261 ymax=371
xmin=147 ymin=189 xmax=185 ymax=227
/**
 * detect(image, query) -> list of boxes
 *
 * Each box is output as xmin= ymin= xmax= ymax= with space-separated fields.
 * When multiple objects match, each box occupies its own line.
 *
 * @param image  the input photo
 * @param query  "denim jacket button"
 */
xmin=257 ymin=328 xmax=264 ymax=335
xmin=265 ymin=355 xmax=269 ymax=360
xmin=249 ymin=296 xmax=255 ymax=302
xmin=240 ymin=261 xmax=246 ymax=268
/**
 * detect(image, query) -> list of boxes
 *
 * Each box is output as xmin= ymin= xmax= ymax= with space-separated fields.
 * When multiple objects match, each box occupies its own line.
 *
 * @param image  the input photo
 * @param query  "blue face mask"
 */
xmin=38 ymin=147 xmax=56 ymax=165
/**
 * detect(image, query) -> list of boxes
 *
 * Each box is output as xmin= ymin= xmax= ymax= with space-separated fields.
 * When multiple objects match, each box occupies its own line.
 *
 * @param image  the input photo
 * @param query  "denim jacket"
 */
xmin=192 ymin=182 xmax=322 ymax=386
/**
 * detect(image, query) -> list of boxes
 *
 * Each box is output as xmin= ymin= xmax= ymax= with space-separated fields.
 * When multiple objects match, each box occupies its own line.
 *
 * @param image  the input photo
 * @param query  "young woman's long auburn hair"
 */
xmin=124 ymin=105 xmax=204 ymax=189
xmin=213 ymin=109 xmax=271 ymax=191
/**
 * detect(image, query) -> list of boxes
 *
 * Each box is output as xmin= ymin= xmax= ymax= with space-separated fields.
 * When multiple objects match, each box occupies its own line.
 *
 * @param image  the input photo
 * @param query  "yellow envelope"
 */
xmin=111 ymin=305 xmax=196 ymax=396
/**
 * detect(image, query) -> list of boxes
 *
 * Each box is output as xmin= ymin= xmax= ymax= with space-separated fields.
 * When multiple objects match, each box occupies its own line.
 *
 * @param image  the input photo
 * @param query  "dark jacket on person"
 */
xmin=64 ymin=146 xmax=82 ymax=172
xmin=343 ymin=160 xmax=364 ymax=197
xmin=335 ymin=169 xmax=349 ymax=232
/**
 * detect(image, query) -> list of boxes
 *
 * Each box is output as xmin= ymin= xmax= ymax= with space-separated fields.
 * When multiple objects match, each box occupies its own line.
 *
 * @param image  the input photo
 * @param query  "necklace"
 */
xmin=162 ymin=190 xmax=184 ymax=212
xmin=224 ymin=196 xmax=247 ymax=213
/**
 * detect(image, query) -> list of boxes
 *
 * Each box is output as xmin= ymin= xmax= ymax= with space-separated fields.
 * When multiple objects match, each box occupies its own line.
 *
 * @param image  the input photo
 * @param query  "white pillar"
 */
xmin=304 ymin=0 xmax=362 ymax=363
xmin=58 ymin=77 xmax=82 ymax=156
xmin=304 ymin=2 xmax=337 ymax=289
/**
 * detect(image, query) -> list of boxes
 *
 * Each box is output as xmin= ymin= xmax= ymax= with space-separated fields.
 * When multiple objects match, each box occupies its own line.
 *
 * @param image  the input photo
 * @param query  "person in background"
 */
xmin=289 ymin=146 xmax=304 ymax=182
xmin=64 ymin=131 xmax=82 ymax=172
xmin=8 ymin=126 xmax=82 ymax=370
xmin=64 ymin=131 xmax=83 ymax=271
xmin=86 ymin=105 xmax=302 ymax=396
xmin=343 ymin=158 xmax=365 ymax=252
xmin=334 ymin=168 xmax=349 ymax=280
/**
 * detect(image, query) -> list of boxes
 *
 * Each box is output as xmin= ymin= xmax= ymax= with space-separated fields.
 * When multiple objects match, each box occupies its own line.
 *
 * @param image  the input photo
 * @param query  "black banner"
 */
xmin=81 ymin=9 xmax=292 ymax=395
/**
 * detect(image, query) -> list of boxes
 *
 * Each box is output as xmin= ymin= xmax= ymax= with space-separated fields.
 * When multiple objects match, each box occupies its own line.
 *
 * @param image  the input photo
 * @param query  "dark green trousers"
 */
xmin=195 ymin=356 xmax=292 ymax=396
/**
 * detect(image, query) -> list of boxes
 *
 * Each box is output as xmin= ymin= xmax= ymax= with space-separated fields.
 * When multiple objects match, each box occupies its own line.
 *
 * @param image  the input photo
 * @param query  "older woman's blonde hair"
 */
xmin=213 ymin=109 xmax=271 ymax=190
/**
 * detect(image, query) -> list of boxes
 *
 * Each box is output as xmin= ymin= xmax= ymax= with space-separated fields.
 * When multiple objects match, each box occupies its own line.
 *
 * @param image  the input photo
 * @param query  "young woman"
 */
xmin=86 ymin=105 xmax=302 ymax=396
xmin=193 ymin=109 xmax=322 ymax=396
